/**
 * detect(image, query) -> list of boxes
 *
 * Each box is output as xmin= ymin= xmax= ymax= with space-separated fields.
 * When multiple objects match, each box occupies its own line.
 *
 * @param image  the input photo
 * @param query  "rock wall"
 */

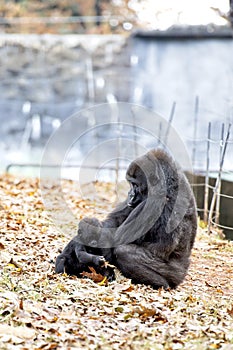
xmin=0 ymin=34 xmax=130 ymax=147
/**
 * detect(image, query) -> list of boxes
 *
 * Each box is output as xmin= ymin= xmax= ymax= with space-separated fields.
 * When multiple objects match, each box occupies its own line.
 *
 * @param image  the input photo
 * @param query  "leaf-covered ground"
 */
xmin=0 ymin=174 xmax=233 ymax=350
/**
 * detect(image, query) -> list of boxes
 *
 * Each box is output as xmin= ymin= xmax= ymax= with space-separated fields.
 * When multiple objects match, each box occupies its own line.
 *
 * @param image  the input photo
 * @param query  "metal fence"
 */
xmin=5 ymin=117 xmax=233 ymax=240
xmin=190 ymin=118 xmax=233 ymax=239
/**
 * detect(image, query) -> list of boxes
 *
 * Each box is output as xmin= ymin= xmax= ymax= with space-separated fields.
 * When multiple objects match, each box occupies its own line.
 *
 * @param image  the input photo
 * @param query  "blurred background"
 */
xmin=0 ymin=0 xmax=233 ymax=238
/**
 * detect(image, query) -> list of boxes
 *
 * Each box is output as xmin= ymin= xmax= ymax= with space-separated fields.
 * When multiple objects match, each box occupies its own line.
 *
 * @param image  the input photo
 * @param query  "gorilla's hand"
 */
xmin=91 ymin=255 xmax=106 ymax=267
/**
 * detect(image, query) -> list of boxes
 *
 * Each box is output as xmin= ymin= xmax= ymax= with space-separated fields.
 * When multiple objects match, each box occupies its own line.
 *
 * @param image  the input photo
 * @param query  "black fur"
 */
xmin=55 ymin=149 xmax=197 ymax=289
xmin=55 ymin=218 xmax=115 ymax=280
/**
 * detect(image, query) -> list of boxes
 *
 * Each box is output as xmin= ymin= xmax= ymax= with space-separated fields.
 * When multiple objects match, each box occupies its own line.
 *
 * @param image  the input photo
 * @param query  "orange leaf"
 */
xmin=81 ymin=266 xmax=106 ymax=283
xmin=227 ymin=305 xmax=233 ymax=317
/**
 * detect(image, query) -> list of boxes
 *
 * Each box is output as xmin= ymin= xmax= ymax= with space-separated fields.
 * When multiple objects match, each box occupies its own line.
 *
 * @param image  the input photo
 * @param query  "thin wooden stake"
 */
xmin=115 ymin=101 xmax=121 ymax=194
xmin=131 ymin=108 xmax=139 ymax=158
xmin=204 ymin=122 xmax=211 ymax=224
xmin=192 ymin=96 xmax=199 ymax=168
xmin=164 ymin=101 xmax=176 ymax=146
xmin=157 ymin=122 xmax=162 ymax=147
xmin=107 ymin=94 xmax=119 ymax=197
xmin=86 ymin=57 xmax=95 ymax=103
xmin=208 ymin=123 xmax=231 ymax=234
xmin=215 ymin=123 xmax=225 ymax=225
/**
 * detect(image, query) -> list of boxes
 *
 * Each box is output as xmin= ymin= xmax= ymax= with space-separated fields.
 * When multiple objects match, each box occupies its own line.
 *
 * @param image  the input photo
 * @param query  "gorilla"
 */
xmin=55 ymin=149 xmax=197 ymax=289
xmin=55 ymin=217 xmax=115 ymax=281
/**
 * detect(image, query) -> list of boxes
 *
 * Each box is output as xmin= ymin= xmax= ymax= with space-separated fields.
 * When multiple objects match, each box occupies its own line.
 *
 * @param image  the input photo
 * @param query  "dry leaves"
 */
xmin=81 ymin=266 xmax=108 ymax=284
xmin=0 ymin=173 xmax=233 ymax=349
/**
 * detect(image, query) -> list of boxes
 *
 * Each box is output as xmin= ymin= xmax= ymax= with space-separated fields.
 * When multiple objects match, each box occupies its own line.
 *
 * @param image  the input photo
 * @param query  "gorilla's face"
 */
xmin=126 ymin=162 xmax=148 ymax=208
xmin=127 ymin=182 xmax=143 ymax=208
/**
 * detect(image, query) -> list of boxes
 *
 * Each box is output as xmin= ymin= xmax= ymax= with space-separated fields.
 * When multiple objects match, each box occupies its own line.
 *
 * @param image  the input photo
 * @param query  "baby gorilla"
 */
xmin=55 ymin=218 xmax=115 ymax=280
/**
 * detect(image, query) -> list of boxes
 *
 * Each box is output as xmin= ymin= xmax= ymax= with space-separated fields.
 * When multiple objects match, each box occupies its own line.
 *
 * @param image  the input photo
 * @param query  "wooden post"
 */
xmin=107 ymin=94 xmax=119 ymax=196
xmin=158 ymin=122 xmax=162 ymax=147
xmin=215 ymin=123 xmax=225 ymax=225
xmin=204 ymin=122 xmax=211 ymax=224
xmin=131 ymin=108 xmax=139 ymax=158
xmin=115 ymin=99 xmax=121 ymax=191
xmin=164 ymin=101 xmax=176 ymax=146
xmin=192 ymin=96 xmax=199 ymax=168
xmin=208 ymin=124 xmax=231 ymax=234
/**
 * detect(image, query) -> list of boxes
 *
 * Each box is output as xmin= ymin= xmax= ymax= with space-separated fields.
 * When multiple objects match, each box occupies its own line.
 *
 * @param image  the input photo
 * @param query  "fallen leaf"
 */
xmin=122 ymin=285 xmax=134 ymax=293
xmin=81 ymin=266 xmax=106 ymax=283
xmin=227 ymin=305 xmax=233 ymax=317
xmin=98 ymin=276 xmax=107 ymax=286
xmin=132 ymin=306 xmax=167 ymax=322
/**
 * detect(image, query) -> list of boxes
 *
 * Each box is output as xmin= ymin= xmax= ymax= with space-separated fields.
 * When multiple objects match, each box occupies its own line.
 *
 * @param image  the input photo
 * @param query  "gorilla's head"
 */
xmin=126 ymin=155 xmax=148 ymax=208
xmin=125 ymin=149 xmax=176 ymax=208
